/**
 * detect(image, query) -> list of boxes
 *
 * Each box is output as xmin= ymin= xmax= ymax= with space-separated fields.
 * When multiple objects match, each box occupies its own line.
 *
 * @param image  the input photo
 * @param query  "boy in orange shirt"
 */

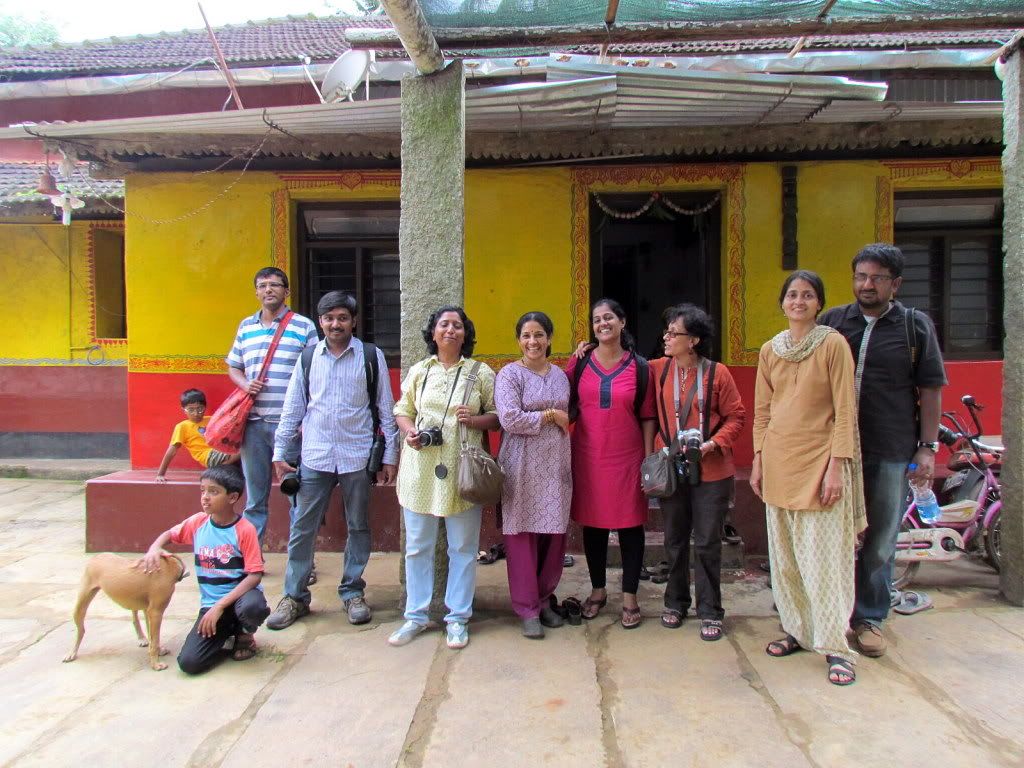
xmin=155 ymin=389 xmax=238 ymax=482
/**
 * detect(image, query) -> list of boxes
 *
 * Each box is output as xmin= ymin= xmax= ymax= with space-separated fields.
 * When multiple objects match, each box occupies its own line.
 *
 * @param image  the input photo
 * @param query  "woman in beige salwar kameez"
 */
xmin=750 ymin=270 xmax=867 ymax=686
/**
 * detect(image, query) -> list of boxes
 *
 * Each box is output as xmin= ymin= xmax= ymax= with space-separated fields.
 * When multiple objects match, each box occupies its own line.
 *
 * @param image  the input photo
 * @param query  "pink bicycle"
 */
xmin=894 ymin=395 xmax=1003 ymax=589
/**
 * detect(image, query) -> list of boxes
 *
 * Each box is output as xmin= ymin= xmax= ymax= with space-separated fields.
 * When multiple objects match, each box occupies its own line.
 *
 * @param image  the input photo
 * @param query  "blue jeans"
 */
xmin=284 ymin=465 xmax=372 ymax=605
xmin=240 ymin=418 xmax=297 ymax=542
xmin=853 ymin=458 xmax=909 ymax=627
xmin=403 ymin=506 xmax=482 ymax=625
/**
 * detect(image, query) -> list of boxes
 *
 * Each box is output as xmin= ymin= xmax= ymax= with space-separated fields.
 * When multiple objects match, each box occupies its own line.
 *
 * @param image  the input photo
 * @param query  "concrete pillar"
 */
xmin=1000 ymin=47 xmax=1024 ymax=605
xmin=397 ymin=60 xmax=467 ymax=613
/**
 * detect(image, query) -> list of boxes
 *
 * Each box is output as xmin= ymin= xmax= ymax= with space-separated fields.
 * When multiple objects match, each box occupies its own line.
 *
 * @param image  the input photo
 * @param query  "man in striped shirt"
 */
xmin=227 ymin=267 xmax=318 ymax=542
xmin=267 ymin=291 xmax=399 ymax=628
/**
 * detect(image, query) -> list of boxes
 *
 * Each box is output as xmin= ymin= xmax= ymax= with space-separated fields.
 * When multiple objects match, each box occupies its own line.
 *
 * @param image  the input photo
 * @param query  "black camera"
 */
xmin=419 ymin=426 xmax=444 ymax=447
xmin=675 ymin=428 xmax=703 ymax=486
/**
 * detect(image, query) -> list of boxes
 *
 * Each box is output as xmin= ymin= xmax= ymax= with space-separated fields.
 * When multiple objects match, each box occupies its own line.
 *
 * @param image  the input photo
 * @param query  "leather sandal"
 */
xmin=581 ymin=595 xmax=608 ymax=620
xmin=699 ymin=619 xmax=724 ymax=642
xmin=661 ymin=608 xmax=684 ymax=629
xmin=621 ymin=606 xmax=642 ymax=629
xmin=765 ymin=634 xmax=802 ymax=657
xmin=826 ymin=655 xmax=856 ymax=686
xmin=232 ymin=633 xmax=257 ymax=661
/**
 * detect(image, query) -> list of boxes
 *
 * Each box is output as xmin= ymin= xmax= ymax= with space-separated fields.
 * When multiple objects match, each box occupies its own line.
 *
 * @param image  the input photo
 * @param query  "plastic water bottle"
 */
xmin=908 ymin=464 xmax=940 ymax=523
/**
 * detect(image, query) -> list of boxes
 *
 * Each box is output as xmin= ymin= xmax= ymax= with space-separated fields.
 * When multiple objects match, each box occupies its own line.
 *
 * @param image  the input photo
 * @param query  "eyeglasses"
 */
xmin=853 ymin=273 xmax=894 ymax=285
xmin=663 ymin=331 xmax=694 ymax=339
xmin=256 ymin=281 xmax=286 ymax=291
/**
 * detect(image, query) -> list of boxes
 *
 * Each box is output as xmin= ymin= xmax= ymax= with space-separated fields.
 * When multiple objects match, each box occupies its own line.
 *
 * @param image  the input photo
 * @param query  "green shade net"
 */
xmin=418 ymin=1 xmax=1022 ymax=28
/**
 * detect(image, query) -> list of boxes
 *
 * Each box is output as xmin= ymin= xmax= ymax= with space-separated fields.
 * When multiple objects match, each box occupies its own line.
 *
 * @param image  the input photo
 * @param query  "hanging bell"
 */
xmin=35 ymin=168 xmax=59 ymax=196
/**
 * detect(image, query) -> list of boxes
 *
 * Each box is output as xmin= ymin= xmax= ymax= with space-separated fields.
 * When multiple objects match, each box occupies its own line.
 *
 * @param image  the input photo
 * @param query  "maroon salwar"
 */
xmin=503 ymin=532 xmax=568 ymax=619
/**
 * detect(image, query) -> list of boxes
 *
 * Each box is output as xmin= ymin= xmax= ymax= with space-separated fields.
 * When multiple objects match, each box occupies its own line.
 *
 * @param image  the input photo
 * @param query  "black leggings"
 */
xmin=582 ymin=525 xmax=645 ymax=594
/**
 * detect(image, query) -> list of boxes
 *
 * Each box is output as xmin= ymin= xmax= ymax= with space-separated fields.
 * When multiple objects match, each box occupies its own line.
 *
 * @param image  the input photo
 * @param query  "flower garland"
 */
xmin=593 ymin=191 xmax=721 ymax=220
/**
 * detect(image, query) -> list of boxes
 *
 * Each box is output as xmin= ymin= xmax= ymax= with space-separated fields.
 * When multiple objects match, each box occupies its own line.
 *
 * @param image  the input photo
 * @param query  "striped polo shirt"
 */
xmin=226 ymin=307 xmax=318 ymax=421
xmin=169 ymin=512 xmax=264 ymax=608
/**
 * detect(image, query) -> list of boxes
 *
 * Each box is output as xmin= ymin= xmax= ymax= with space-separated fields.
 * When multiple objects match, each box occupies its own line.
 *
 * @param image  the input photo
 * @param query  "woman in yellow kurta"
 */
xmin=389 ymin=306 xmax=499 ymax=651
xmin=750 ymin=270 xmax=866 ymax=686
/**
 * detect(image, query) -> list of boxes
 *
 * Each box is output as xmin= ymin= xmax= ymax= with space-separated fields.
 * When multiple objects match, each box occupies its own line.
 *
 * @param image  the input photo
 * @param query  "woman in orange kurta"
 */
xmin=750 ymin=270 xmax=866 ymax=687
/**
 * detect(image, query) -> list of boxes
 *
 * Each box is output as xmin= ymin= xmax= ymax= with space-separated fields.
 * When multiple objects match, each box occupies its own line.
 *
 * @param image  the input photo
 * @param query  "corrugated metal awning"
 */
xmin=0 ymin=62 xmax=996 ymax=153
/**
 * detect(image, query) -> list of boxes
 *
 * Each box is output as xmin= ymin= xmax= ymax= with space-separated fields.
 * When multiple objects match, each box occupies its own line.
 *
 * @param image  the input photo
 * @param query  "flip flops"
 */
xmin=892 ymin=590 xmax=934 ymax=615
xmin=232 ymin=634 xmax=257 ymax=661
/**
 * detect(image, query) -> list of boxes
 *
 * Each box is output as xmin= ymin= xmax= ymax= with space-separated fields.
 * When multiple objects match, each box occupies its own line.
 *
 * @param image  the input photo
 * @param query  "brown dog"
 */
xmin=63 ymin=552 xmax=188 ymax=671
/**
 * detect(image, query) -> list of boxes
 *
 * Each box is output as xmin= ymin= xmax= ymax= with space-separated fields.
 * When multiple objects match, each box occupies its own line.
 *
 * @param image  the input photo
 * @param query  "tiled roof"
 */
xmin=0 ymin=15 xmax=388 ymax=78
xmin=0 ymin=17 xmax=1013 ymax=79
xmin=0 ymin=161 xmax=123 ymax=212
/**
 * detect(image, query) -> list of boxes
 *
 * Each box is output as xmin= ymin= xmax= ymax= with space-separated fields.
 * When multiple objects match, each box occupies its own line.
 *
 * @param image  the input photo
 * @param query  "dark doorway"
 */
xmin=589 ymin=192 xmax=722 ymax=359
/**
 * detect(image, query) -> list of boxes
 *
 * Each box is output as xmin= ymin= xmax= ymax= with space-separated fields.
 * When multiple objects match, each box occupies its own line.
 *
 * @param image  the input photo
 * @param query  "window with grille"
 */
xmin=894 ymin=192 xmax=1002 ymax=361
xmin=298 ymin=204 xmax=400 ymax=364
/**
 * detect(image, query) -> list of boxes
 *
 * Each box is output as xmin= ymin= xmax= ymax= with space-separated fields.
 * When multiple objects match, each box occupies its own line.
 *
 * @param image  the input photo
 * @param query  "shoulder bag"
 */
xmin=206 ymin=311 xmax=294 ymax=455
xmin=456 ymin=361 xmax=505 ymax=506
xmin=640 ymin=360 xmax=701 ymax=497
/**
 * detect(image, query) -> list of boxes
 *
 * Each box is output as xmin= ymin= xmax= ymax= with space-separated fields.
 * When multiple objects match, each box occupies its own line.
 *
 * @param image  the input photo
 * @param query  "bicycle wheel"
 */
xmin=984 ymin=511 xmax=1001 ymax=572
xmin=893 ymin=518 xmax=921 ymax=590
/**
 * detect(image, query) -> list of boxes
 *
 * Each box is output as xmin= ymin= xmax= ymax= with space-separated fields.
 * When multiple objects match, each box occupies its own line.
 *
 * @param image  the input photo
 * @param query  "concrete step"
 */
xmin=0 ymin=457 xmax=130 ymax=482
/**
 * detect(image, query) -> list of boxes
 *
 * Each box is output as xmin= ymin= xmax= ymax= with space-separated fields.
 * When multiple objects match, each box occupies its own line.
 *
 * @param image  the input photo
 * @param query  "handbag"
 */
xmin=456 ymin=361 xmax=505 ymax=506
xmin=640 ymin=361 xmax=699 ymax=498
xmin=206 ymin=311 xmax=294 ymax=455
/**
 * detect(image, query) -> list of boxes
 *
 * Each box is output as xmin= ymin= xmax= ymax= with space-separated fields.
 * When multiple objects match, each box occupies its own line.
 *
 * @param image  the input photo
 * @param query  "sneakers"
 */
xmin=388 ymin=620 xmax=426 ymax=647
xmin=853 ymin=621 xmax=887 ymax=657
xmin=345 ymin=596 xmax=372 ymax=625
xmin=266 ymin=596 xmax=309 ymax=630
xmin=446 ymin=621 xmax=469 ymax=649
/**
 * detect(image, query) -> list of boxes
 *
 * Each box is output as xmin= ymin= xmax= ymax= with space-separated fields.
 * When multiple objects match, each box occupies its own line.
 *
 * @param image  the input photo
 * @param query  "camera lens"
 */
xmin=280 ymin=472 xmax=300 ymax=496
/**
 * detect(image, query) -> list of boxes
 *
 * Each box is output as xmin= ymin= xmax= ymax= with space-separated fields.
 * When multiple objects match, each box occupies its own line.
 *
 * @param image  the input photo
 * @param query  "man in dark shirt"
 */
xmin=820 ymin=243 xmax=947 ymax=658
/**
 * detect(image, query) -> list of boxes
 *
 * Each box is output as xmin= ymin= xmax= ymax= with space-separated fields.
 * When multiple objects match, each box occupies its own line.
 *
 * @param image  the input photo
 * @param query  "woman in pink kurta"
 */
xmin=568 ymin=298 xmax=656 ymax=628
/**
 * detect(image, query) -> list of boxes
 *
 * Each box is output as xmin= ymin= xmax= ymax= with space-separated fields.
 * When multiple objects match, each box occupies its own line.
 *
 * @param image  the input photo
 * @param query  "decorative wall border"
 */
xmin=129 ymin=354 xmax=225 ymax=374
xmin=568 ymin=165 xmax=752 ymax=366
xmin=876 ymin=158 xmax=1003 ymax=243
xmin=86 ymin=220 xmax=128 ymax=348
xmin=270 ymin=171 xmax=402 ymax=273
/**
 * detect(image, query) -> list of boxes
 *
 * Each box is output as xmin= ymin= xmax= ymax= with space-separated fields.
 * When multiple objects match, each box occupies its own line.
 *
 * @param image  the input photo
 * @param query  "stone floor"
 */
xmin=0 ymin=478 xmax=1021 ymax=768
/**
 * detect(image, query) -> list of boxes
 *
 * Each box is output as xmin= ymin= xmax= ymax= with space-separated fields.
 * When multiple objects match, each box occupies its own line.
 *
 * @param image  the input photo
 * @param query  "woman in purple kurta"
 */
xmin=495 ymin=312 xmax=572 ymax=639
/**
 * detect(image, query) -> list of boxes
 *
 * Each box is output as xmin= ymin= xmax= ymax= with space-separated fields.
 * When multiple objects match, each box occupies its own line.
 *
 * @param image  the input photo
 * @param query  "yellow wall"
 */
xmin=4 ymin=158 xmax=991 ymax=373
xmin=0 ymin=219 xmax=111 ymax=364
xmin=466 ymin=169 xmax=574 ymax=355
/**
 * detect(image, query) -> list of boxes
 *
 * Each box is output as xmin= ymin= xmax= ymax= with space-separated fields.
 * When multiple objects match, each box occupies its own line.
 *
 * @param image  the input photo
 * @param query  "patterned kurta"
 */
xmin=394 ymin=356 xmax=497 ymax=517
xmin=495 ymin=362 xmax=572 ymax=535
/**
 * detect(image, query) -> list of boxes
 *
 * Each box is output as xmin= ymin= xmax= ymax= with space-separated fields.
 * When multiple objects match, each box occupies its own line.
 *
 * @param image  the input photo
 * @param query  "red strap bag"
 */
xmin=206 ymin=311 xmax=294 ymax=455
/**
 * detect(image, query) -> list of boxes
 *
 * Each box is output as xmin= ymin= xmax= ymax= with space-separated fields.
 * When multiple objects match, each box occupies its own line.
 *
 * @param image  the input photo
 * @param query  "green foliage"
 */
xmin=0 ymin=13 xmax=59 ymax=47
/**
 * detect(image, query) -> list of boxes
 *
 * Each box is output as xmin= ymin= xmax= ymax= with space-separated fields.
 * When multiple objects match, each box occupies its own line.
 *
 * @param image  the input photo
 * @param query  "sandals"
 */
xmin=232 ymin=633 xmax=257 ymax=661
xmin=477 ymin=543 xmax=506 ymax=565
xmin=826 ymin=655 xmax=856 ymax=686
xmin=660 ymin=608 xmax=684 ymax=629
xmin=765 ymin=634 xmax=802 ymax=657
xmin=699 ymin=619 xmax=724 ymax=642
xmin=581 ymin=595 xmax=608 ymax=620
xmin=621 ymin=606 xmax=642 ymax=629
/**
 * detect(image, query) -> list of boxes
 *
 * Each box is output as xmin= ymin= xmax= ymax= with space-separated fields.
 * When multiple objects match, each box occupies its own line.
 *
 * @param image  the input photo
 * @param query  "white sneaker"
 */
xmin=446 ymin=621 xmax=469 ymax=649
xmin=387 ymin=620 xmax=426 ymax=647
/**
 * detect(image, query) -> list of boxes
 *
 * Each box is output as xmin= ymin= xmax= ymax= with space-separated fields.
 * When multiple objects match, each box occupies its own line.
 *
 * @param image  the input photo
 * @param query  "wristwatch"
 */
xmin=917 ymin=441 xmax=939 ymax=452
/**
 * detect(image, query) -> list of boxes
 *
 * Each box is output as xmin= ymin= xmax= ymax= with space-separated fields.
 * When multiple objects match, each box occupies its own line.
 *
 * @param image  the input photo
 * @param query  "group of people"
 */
xmin=146 ymin=242 xmax=946 ymax=685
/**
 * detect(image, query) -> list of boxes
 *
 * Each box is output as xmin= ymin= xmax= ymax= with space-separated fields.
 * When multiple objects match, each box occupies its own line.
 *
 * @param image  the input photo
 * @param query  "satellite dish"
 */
xmin=322 ymin=50 xmax=371 ymax=102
